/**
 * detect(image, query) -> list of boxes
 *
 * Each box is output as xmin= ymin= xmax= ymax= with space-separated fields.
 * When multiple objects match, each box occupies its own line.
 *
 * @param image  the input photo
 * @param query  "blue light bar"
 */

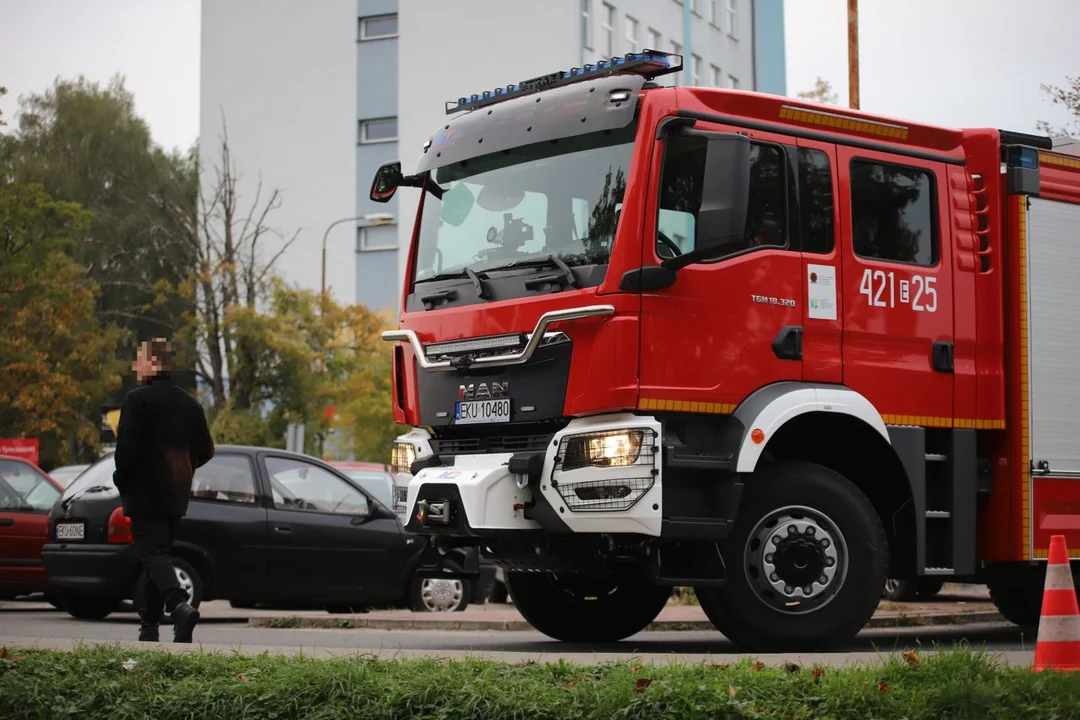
xmin=445 ymin=49 xmax=682 ymax=115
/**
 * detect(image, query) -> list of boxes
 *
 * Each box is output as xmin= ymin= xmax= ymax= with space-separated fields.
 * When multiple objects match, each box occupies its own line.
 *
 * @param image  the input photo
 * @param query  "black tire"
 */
xmin=505 ymin=570 xmax=671 ymax=642
xmin=170 ymin=557 xmax=204 ymax=609
xmin=883 ymin=578 xmax=917 ymax=601
xmin=917 ymin=577 xmax=946 ymax=597
xmin=696 ymin=461 xmax=888 ymax=652
xmin=408 ymin=576 xmax=471 ymax=612
xmin=44 ymin=589 xmax=62 ymax=610
xmin=988 ymin=580 xmax=1043 ymax=628
xmin=60 ymin=592 xmax=121 ymax=620
xmin=489 ymin=579 xmax=509 ymax=604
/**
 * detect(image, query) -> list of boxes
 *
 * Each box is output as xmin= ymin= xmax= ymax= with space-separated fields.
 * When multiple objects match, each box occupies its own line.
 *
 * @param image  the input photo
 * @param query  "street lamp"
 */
xmin=321 ymin=212 xmax=395 ymax=298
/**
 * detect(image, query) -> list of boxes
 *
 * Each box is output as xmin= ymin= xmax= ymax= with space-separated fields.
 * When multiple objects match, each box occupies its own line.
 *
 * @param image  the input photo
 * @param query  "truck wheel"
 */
xmin=917 ymin=578 xmax=945 ymax=597
xmin=696 ymin=461 xmax=887 ymax=652
xmin=988 ymin=581 xmax=1043 ymax=628
xmin=505 ymin=570 xmax=670 ymax=642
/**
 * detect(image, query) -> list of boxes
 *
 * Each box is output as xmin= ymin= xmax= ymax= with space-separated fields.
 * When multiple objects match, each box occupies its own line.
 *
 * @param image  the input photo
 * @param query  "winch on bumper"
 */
xmin=403 ymin=414 xmax=663 ymax=538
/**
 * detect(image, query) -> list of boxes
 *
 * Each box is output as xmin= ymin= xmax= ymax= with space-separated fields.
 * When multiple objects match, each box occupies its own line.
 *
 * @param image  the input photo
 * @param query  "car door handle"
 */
xmin=0 ymin=518 xmax=13 ymax=527
xmin=273 ymin=524 xmax=292 ymax=534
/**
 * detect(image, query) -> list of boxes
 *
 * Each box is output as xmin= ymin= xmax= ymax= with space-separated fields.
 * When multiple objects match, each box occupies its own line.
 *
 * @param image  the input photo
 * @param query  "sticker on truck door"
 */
xmin=807 ymin=264 xmax=838 ymax=320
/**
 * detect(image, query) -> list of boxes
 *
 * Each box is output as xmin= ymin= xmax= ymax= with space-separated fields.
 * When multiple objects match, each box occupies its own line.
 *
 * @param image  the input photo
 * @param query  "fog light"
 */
xmin=561 ymin=429 xmax=646 ymax=471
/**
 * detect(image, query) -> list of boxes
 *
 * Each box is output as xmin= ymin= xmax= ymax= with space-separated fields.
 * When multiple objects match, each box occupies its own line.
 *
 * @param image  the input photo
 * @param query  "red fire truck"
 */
xmin=371 ymin=51 xmax=1080 ymax=650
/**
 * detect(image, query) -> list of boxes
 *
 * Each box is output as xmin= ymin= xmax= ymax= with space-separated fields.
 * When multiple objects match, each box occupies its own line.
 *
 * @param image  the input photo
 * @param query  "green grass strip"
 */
xmin=1 ymin=645 xmax=1078 ymax=719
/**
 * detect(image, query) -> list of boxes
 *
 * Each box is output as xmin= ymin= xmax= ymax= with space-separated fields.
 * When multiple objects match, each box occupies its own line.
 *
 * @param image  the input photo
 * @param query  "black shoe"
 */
xmin=138 ymin=625 xmax=159 ymax=642
xmin=171 ymin=602 xmax=200 ymax=643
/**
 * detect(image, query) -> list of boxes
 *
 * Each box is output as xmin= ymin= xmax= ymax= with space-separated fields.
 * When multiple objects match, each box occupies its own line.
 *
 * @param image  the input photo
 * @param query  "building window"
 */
xmin=850 ymin=159 xmax=938 ymax=266
xmin=359 ymin=225 xmax=397 ymax=252
xmin=710 ymin=64 xmax=722 ymax=87
xmin=670 ymin=41 xmax=683 ymax=84
xmin=709 ymin=0 xmax=720 ymax=26
xmin=582 ymin=0 xmax=593 ymax=49
xmin=727 ymin=74 xmax=739 ymax=89
xmin=601 ymin=3 xmax=615 ymax=56
xmin=689 ymin=0 xmax=700 ymax=15
xmin=726 ymin=0 xmax=737 ymax=38
xmin=691 ymin=54 xmax=702 ymax=86
xmin=625 ymin=15 xmax=638 ymax=52
xmin=359 ymin=14 xmax=397 ymax=41
xmin=359 ymin=117 xmax=397 ymax=144
xmin=798 ymin=148 xmax=835 ymax=254
xmin=648 ymin=27 xmax=662 ymax=51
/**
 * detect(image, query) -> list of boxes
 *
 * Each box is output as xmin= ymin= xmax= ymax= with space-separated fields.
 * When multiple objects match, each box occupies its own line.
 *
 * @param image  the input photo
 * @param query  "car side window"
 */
xmin=656 ymin=135 xmax=788 ymax=261
xmin=190 ymin=454 xmax=259 ymax=505
xmin=264 ymin=457 xmax=370 ymax=516
xmin=0 ymin=460 xmax=59 ymax=513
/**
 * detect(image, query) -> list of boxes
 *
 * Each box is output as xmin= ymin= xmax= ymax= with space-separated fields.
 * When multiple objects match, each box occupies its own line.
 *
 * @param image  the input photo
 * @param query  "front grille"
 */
xmin=430 ymin=433 xmax=554 ymax=455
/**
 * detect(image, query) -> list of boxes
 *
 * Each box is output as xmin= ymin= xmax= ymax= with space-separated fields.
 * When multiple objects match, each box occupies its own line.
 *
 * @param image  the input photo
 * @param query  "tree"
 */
xmin=1036 ymin=75 xmax=1080 ymax=138
xmin=0 ymin=179 xmax=124 ymax=466
xmin=797 ymin=77 xmax=839 ymax=106
xmin=2 ymin=76 xmax=197 ymax=369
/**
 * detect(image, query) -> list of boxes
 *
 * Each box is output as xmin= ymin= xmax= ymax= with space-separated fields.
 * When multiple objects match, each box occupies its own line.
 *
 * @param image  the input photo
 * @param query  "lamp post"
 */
xmin=320 ymin=212 xmax=394 ymax=299
xmin=847 ymin=0 xmax=859 ymax=110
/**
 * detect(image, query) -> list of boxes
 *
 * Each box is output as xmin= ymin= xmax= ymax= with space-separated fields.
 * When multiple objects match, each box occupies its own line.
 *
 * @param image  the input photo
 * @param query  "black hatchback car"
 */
xmin=41 ymin=445 xmax=493 ymax=619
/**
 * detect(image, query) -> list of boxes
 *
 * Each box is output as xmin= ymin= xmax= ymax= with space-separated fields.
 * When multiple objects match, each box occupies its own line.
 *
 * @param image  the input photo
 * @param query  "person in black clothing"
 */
xmin=113 ymin=338 xmax=215 ymax=643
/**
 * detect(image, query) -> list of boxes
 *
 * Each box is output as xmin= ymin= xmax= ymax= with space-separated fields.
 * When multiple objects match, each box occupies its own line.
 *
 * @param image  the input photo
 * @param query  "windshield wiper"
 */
xmin=482 ymin=255 xmax=579 ymax=290
xmin=416 ymin=267 xmax=491 ymax=300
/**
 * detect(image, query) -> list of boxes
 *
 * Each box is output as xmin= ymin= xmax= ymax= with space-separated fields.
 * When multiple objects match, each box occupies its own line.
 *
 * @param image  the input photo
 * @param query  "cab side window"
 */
xmin=850 ymin=159 xmax=938 ymax=266
xmin=656 ymin=135 xmax=788 ymax=260
xmin=797 ymin=148 xmax=835 ymax=254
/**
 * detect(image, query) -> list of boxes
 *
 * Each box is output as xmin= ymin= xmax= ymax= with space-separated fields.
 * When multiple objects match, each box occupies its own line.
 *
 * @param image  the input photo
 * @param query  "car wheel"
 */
xmin=695 ymin=461 xmax=888 ymax=652
xmin=60 ymin=592 xmax=120 ymax=620
xmin=44 ymin=589 xmax=63 ymax=610
xmin=409 ymin=576 xmax=471 ymax=612
xmin=883 ymin=578 xmax=917 ymax=601
xmin=171 ymin=557 xmax=203 ymax=609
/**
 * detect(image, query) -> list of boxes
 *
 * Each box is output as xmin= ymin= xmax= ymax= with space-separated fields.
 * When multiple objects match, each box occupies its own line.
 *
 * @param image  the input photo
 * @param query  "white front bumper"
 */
xmin=404 ymin=413 xmax=663 ymax=537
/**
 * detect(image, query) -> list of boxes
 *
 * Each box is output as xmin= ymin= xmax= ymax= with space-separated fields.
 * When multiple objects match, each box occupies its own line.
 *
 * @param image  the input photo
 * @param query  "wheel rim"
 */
xmin=420 ymin=578 xmax=463 ymax=611
xmin=744 ymin=505 xmax=849 ymax=615
xmin=884 ymin=578 xmax=901 ymax=594
xmin=174 ymin=566 xmax=194 ymax=599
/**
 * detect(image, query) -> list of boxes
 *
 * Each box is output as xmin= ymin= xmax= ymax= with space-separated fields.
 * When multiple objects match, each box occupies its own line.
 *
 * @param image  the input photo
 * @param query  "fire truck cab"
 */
xmin=373 ymin=51 xmax=1080 ymax=651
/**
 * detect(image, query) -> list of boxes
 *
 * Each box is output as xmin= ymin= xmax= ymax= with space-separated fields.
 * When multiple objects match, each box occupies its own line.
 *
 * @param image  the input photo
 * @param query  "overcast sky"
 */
xmin=1 ymin=0 xmax=1077 ymax=152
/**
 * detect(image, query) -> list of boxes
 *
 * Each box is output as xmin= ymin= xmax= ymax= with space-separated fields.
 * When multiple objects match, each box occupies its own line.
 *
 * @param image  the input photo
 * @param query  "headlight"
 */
xmin=561 ymin=429 xmax=646 ymax=471
xmin=391 ymin=442 xmax=417 ymax=474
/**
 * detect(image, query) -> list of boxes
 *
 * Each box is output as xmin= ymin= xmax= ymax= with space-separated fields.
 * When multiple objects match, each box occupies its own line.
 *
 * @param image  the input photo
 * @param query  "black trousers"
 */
xmin=130 ymin=514 xmax=186 ymax=620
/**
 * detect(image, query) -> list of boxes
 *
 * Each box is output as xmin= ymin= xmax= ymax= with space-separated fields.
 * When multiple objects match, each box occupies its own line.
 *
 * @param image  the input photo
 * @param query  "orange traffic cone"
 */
xmin=1033 ymin=534 xmax=1080 ymax=672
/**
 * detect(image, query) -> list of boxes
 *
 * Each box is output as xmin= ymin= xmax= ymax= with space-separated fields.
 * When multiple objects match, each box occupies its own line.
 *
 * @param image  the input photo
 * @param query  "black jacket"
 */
xmin=113 ymin=374 xmax=215 ymax=518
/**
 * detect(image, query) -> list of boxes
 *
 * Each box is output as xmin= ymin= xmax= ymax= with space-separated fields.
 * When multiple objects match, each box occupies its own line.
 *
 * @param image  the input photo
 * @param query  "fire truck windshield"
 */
xmin=413 ymin=125 xmax=636 ymax=287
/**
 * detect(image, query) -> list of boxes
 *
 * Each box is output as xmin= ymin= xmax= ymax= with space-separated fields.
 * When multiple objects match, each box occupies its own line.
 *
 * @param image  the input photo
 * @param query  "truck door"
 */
xmin=795 ymin=139 xmax=843 ymax=383
xmin=638 ymin=121 xmax=804 ymax=409
xmin=836 ymin=147 xmax=954 ymax=424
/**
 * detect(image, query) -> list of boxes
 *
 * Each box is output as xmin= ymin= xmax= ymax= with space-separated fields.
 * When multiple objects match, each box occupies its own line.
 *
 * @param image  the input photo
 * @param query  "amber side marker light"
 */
xmin=751 ymin=428 xmax=766 ymax=444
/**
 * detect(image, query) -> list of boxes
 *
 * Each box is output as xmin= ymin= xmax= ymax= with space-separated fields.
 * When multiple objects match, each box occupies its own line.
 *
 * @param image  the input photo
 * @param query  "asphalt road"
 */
xmin=0 ymin=601 xmax=1038 ymax=668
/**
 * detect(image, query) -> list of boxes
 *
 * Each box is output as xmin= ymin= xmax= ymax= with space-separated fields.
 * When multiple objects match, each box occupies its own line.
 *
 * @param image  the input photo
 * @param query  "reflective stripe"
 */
xmin=1045 ymin=565 xmax=1077 ymax=591
xmin=1036 ymin=615 xmax=1080 ymax=643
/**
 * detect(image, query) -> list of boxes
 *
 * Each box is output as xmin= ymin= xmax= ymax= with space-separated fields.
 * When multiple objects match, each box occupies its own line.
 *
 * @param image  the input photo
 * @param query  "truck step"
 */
xmin=925 ymin=510 xmax=952 ymax=518
xmin=925 ymin=453 xmax=948 ymax=462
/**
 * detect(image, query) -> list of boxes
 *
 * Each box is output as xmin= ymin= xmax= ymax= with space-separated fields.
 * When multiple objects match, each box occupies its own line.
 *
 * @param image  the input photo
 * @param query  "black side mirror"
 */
xmin=371 ymin=161 xmax=404 ymax=203
xmin=697 ymin=133 xmax=751 ymax=253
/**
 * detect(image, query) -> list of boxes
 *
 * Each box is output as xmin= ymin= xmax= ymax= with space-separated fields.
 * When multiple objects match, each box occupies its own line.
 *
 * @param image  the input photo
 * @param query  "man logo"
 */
xmin=459 ymin=381 xmax=509 ymax=401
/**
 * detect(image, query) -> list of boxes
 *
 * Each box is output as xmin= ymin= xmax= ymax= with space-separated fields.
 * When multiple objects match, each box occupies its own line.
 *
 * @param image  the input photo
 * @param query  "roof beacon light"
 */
xmin=445 ymin=49 xmax=681 ymax=115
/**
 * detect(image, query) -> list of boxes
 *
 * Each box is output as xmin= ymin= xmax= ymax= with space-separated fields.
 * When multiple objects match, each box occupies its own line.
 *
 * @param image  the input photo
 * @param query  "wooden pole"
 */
xmin=847 ymin=0 xmax=860 ymax=109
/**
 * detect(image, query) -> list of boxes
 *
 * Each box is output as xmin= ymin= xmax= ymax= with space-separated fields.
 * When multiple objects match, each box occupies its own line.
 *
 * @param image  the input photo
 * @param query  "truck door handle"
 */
xmin=0 ymin=518 xmax=13 ymax=527
xmin=932 ymin=341 xmax=954 ymax=373
xmin=273 ymin=524 xmax=292 ymax=534
xmin=772 ymin=325 xmax=803 ymax=361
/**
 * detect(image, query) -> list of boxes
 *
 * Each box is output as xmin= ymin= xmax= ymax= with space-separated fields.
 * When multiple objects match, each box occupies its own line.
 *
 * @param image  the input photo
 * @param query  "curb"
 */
xmin=248 ymin=610 xmax=1004 ymax=632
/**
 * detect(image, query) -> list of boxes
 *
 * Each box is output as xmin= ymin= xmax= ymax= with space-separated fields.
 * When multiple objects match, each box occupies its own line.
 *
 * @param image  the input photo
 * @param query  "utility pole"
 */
xmin=847 ymin=0 xmax=860 ymax=109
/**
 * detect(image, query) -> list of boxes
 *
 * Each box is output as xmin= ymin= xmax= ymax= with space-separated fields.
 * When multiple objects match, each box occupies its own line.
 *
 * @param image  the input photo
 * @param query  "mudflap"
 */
xmin=412 ymin=541 xmax=482 ymax=580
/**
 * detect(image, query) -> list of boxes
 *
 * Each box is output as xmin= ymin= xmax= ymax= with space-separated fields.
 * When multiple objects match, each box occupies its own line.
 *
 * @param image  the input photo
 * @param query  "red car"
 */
xmin=0 ymin=454 xmax=63 ymax=600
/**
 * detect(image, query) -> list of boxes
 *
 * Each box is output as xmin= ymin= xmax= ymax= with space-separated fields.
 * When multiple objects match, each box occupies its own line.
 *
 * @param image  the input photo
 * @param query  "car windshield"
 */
xmin=61 ymin=455 xmax=117 ymax=501
xmin=48 ymin=465 xmax=89 ymax=488
xmin=340 ymin=469 xmax=394 ymax=508
xmin=413 ymin=125 xmax=636 ymax=284
xmin=0 ymin=460 xmax=60 ymax=512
